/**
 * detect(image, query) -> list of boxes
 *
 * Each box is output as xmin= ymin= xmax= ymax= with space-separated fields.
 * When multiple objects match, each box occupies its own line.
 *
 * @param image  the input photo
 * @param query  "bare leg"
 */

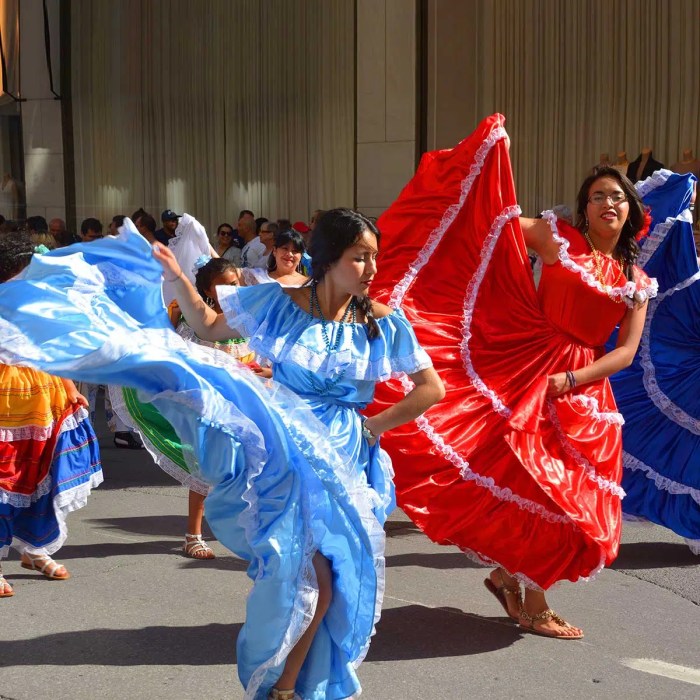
xmin=184 ymin=491 xmax=215 ymax=559
xmin=273 ymin=552 xmax=333 ymax=693
xmin=490 ymin=567 xmax=582 ymax=637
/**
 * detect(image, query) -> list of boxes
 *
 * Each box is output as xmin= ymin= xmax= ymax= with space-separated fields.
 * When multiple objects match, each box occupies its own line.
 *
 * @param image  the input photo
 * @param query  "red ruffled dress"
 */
xmin=368 ymin=114 xmax=657 ymax=589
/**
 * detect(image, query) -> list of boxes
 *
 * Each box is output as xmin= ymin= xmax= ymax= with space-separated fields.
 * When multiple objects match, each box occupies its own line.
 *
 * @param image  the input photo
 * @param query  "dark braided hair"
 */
xmin=308 ymin=208 xmax=381 ymax=340
xmin=194 ymin=257 xmax=237 ymax=305
xmin=574 ymin=166 xmax=646 ymax=279
xmin=0 ymin=231 xmax=35 ymax=283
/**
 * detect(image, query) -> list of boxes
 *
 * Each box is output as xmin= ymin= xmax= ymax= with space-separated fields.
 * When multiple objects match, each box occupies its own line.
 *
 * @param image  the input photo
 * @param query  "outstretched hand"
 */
xmin=152 ymin=243 xmax=183 ymax=281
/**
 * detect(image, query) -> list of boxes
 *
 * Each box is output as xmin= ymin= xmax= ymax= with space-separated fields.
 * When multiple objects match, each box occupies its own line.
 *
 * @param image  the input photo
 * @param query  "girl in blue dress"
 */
xmin=0 ymin=209 xmax=444 ymax=699
xmin=609 ymin=170 xmax=700 ymax=552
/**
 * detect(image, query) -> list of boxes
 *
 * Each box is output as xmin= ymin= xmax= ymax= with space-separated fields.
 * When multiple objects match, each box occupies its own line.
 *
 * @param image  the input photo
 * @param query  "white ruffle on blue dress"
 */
xmin=0 ymin=221 xmax=432 ymax=699
xmin=608 ymin=170 xmax=700 ymax=553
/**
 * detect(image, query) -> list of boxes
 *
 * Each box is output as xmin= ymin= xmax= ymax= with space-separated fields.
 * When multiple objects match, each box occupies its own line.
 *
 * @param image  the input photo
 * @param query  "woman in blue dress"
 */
xmin=0 ymin=209 xmax=444 ymax=699
xmin=608 ymin=169 xmax=700 ymax=552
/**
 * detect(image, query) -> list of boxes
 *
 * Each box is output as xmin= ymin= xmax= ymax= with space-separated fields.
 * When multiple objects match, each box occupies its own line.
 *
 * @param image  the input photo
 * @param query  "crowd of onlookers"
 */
xmin=0 ymin=208 xmax=323 ymax=271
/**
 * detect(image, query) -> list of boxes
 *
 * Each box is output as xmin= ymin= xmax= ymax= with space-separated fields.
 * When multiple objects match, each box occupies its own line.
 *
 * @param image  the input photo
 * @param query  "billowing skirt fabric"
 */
xmin=367 ymin=114 xmax=624 ymax=589
xmin=0 ymin=364 xmax=103 ymax=558
xmin=0 ymin=234 xmax=386 ymax=700
xmin=609 ymin=170 xmax=700 ymax=552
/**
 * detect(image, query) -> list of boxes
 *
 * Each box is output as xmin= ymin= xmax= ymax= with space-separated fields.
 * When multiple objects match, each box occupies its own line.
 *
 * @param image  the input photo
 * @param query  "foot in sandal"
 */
xmin=0 ymin=566 xmax=14 ymax=597
xmin=183 ymin=533 xmax=216 ymax=560
xmin=20 ymin=553 xmax=70 ymax=580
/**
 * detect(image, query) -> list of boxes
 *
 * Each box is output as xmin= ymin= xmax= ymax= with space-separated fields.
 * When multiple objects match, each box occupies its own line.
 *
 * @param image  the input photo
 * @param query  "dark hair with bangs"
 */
xmin=574 ymin=166 xmax=646 ymax=274
xmin=267 ymin=229 xmax=305 ymax=273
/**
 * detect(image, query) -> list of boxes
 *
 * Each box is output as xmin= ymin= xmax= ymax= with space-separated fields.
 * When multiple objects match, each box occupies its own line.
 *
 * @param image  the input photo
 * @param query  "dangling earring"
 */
xmin=583 ymin=215 xmax=589 ymax=232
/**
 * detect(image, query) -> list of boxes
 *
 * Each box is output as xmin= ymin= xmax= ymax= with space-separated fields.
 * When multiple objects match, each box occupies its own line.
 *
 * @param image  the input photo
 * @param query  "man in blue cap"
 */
xmin=155 ymin=209 xmax=180 ymax=245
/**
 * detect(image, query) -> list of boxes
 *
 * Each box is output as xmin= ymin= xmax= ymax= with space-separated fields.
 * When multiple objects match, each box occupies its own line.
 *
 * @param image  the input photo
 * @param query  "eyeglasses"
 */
xmin=588 ymin=192 xmax=627 ymax=206
xmin=219 ymin=230 xmax=233 ymax=236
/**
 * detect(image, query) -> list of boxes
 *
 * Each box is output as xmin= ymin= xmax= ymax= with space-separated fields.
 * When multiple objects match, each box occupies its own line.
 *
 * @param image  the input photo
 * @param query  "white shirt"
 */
xmin=241 ymin=237 xmax=267 ymax=268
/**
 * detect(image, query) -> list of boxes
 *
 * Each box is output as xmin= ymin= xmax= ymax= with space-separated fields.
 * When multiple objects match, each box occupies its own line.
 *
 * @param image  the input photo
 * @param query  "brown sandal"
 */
xmin=484 ymin=571 xmax=521 ymax=621
xmin=519 ymin=608 xmax=584 ymax=639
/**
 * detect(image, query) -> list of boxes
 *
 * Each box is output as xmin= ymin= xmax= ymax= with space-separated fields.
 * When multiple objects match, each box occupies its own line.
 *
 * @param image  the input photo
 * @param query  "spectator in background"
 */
xmin=256 ymin=221 xmax=279 ymax=265
xmin=215 ymin=222 xmax=242 ymax=266
xmin=49 ymin=218 xmax=66 ymax=238
xmin=294 ymin=220 xmax=313 ymax=275
xmin=255 ymin=217 xmax=269 ymax=235
xmin=277 ymin=218 xmax=292 ymax=233
xmin=109 ymin=215 xmax=126 ymax=236
xmin=235 ymin=210 xmax=255 ymax=250
xmin=240 ymin=213 xmax=266 ymax=268
xmin=78 ymin=218 xmax=103 ymax=242
xmin=155 ymin=209 xmax=180 ymax=245
xmin=135 ymin=213 xmax=158 ymax=244
xmin=27 ymin=215 xmax=48 ymax=234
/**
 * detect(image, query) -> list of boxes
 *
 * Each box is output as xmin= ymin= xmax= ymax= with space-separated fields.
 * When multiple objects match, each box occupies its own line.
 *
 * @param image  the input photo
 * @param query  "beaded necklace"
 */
xmin=308 ymin=282 xmax=357 ymax=395
xmin=583 ymin=231 xmax=624 ymax=295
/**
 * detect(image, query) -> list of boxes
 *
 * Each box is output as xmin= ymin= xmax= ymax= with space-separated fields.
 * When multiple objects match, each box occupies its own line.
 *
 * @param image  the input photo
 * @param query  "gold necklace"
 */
xmin=583 ymin=231 xmax=624 ymax=292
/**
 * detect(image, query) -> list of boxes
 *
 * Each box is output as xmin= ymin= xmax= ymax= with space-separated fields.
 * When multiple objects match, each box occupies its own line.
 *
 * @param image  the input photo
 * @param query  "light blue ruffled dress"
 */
xmin=0 ymin=223 xmax=431 ymax=699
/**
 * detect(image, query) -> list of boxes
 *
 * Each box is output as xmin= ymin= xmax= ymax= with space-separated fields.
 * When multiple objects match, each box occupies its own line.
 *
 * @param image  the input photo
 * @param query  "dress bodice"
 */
xmin=538 ymin=215 xmax=657 ymax=347
xmin=217 ymin=283 xmax=432 ymax=409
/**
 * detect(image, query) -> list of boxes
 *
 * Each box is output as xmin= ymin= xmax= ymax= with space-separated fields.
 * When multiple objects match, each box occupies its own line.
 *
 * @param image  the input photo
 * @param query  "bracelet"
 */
xmin=361 ymin=418 xmax=376 ymax=441
xmin=565 ymin=370 xmax=577 ymax=389
xmin=165 ymin=270 xmax=183 ymax=283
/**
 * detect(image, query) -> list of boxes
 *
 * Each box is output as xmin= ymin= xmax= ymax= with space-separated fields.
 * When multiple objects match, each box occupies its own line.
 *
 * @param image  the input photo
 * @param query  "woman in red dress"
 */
xmin=368 ymin=114 xmax=657 ymax=638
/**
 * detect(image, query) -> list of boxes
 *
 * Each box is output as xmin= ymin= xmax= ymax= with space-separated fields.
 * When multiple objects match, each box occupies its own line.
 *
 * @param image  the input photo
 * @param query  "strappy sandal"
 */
xmin=268 ymin=690 xmax=298 ymax=700
xmin=183 ymin=533 xmax=216 ymax=560
xmin=0 ymin=566 xmax=14 ymax=598
xmin=484 ymin=571 xmax=522 ymax=621
xmin=20 ymin=553 xmax=70 ymax=580
xmin=519 ymin=608 xmax=584 ymax=640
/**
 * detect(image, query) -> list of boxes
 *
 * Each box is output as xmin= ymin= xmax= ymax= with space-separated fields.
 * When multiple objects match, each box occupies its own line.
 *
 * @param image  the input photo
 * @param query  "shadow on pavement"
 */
xmin=0 ymin=623 xmax=241 ymax=666
xmin=367 ymin=605 xmax=521 ymax=661
xmin=86 ymin=515 xmax=214 ymax=539
xmin=612 ymin=541 xmax=698 ymax=569
xmin=0 ymin=608 xmax=518 ymax=668
xmin=385 ymin=552 xmax=481 ymax=570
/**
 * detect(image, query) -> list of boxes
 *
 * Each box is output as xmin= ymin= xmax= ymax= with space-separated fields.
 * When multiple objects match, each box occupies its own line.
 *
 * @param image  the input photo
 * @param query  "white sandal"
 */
xmin=20 ymin=552 xmax=70 ymax=580
xmin=0 ymin=565 xmax=14 ymax=598
xmin=183 ymin=533 xmax=215 ymax=560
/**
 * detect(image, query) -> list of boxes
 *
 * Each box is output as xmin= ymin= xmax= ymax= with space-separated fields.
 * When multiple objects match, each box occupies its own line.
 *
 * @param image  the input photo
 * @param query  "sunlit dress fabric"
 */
xmin=0 ymin=222 xmax=430 ymax=699
xmin=608 ymin=169 xmax=700 ymax=554
xmin=366 ymin=114 xmax=657 ymax=589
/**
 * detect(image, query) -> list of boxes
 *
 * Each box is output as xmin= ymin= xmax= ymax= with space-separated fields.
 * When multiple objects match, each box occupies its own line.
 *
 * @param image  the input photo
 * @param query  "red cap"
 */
xmin=292 ymin=221 xmax=311 ymax=234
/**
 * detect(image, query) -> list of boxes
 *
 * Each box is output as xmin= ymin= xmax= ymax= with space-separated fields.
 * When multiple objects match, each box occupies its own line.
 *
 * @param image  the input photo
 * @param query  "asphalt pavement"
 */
xmin=1 ymin=407 xmax=698 ymax=700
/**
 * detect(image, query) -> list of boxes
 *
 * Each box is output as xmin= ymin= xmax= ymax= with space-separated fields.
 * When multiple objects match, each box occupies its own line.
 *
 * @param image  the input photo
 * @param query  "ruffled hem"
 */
xmin=12 ymin=470 xmax=104 ymax=557
xmin=635 ymin=168 xmax=674 ymax=198
xmin=388 ymin=125 xmax=510 ymax=309
xmin=544 ymin=211 xmax=659 ymax=307
xmin=107 ymin=385 xmax=210 ymax=496
xmin=219 ymin=285 xmax=433 ymax=383
xmin=639 ymin=283 xmax=700 ymax=436
xmin=623 ymin=451 xmax=700 ymax=506
xmin=571 ymin=395 xmax=625 ymax=426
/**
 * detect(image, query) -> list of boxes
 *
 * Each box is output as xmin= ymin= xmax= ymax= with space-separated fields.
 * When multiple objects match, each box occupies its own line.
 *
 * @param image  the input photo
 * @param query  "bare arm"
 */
xmin=363 ymin=366 xmax=445 ymax=443
xmin=548 ymin=301 xmax=648 ymax=396
xmin=519 ymin=216 xmax=560 ymax=264
xmin=152 ymin=243 xmax=239 ymax=341
xmin=60 ymin=378 xmax=88 ymax=408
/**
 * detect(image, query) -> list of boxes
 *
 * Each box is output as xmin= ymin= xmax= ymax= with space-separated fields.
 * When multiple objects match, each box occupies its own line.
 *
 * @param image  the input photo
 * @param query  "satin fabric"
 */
xmin=608 ymin=170 xmax=700 ymax=548
xmin=0 ymin=225 xmax=428 ymax=699
xmin=367 ymin=114 xmax=657 ymax=589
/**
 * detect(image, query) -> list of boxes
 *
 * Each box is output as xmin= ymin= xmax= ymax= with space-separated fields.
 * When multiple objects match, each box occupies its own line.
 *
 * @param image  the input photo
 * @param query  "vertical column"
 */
xmin=19 ymin=0 xmax=65 ymax=222
xmin=356 ymin=0 xmax=418 ymax=217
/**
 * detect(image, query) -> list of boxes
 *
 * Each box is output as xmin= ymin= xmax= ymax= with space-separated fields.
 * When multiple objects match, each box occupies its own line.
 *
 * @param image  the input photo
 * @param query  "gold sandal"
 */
xmin=519 ymin=608 xmax=583 ymax=639
xmin=484 ymin=570 xmax=521 ymax=621
xmin=268 ymin=690 xmax=297 ymax=700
